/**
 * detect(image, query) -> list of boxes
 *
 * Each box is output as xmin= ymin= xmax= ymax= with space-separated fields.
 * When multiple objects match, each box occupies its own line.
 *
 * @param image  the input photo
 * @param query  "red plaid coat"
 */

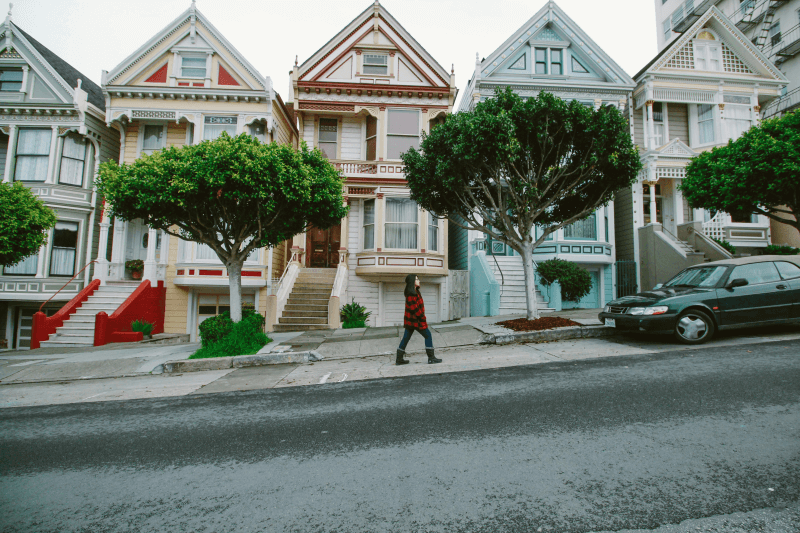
xmin=404 ymin=291 xmax=428 ymax=330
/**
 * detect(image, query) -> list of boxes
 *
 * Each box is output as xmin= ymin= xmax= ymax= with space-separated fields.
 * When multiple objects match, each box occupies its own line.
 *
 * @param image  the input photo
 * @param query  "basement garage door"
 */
xmin=383 ymin=283 xmax=439 ymax=326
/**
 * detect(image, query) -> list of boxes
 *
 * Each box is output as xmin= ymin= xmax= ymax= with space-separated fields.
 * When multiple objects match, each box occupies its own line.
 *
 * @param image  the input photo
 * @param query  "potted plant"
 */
xmin=125 ymin=259 xmax=144 ymax=280
xmin=131 ymin=319 xmax=155 ymax=339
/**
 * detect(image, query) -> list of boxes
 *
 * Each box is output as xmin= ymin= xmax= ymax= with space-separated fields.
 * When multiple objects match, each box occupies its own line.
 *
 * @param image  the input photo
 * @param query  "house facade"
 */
xmin=0 ymin=13 xmax=120 ymax=349
xmin=96 ymin=2 xmax=297 ymax=343
xmin=458 ymin=1 xmax=635 ymax=315
xmin=285 ymin=0 xmax=457 ymax=328
xmin=618 ymin=6 xmax=787 ymax=292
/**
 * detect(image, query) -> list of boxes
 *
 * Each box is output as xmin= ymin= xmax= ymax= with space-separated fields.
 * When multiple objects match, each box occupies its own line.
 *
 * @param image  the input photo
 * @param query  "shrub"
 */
xmin=343 ymin=319 xmax=367 ymax=329
xmin=341 ymin=298 xmax=371 ymax=326
xmin=131 ymin=319 xmax=154 ymax=337
xmin=712 ymin=237 xmax=737 ymax=255
xmin=535 ymin=258 xmax=593 ymax=302
xmin=192 ymin=308 xmax=269 ymax=359
xmin=198 ymin=313 xmax=234 ymax=347
xmin=763 ymin=244 xmax=800 ymax=255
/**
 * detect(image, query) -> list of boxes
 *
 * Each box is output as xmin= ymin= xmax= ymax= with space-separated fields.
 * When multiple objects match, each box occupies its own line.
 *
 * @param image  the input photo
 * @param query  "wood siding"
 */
xmin=303 ymin=117 xmax=314 ymax=146
xmin=614 ymin=187 xmax=635 ymax=262
xmin=633 ymin=107 xmax=645 ymax=149
xmin=341 ymin=117 xmax=362 ymax=160
xmin=163 ymin=234 xmax=189 ymax=334
xmin=667 ymin=103 xmax=689 ymax=145
xmin=345 ymin=200 xmax=379 ymax=325
xmin=271 ymin=241 xmax=287 ymax=280
xmin=123 ymin=123 xmax=140 ymax=164
xmin=166 ymin=122 xmax=187 ymax=148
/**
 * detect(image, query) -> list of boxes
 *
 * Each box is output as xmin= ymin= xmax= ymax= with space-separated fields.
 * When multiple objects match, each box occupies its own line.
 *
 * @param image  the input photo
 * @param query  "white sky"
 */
xmin=13 ymin=0 xmax=658 ymax=108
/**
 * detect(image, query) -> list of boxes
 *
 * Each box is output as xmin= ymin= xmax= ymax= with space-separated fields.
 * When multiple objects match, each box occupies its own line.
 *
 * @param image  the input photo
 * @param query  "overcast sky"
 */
xmin=13 ymin=0 xmax=658 ymax=108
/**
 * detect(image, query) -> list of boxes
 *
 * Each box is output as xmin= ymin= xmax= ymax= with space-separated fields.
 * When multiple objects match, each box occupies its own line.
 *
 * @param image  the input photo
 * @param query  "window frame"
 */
xmin=362 ymin=199 xmax=375 ymax=251
xmin=0 ymin=69 xmax=23 ymax=92
xmin=769 ymin=21 xmax=782 ymax=47
xmin=48 ymin=220 xmax=80 ymax=277
xmin=318 ymin=117 xmax=339 ymax=160
xmin=428 ymin=212 xmax=439 ymax=252
xmin=727 ymin=261 xmax=782 ymax=286
xmin=696 ymin=103 xmax=716 ymax=146
xmin=203 ymin=115 xmax=238 ymax=142
xmin=364 ymin=115 xmax=378 ymax=161
xmin=362 ymin=54 xmax=389 ymax=76
xmin=385 ymin=108 xmax=421 ymax=161
xmin=58 ymin=133 xmax=88 ymax=187
xmin=534 ymin=47 xmax=548 ymax=74
xmin=3 ymin=252 xmax=38 ymax=276
xmin=180 ymin=55 xmax=207 ymax=79
xmin=384 ymin=197 xmax=419 ymax=251
xmin=14 ymin=128 xmax=51 ymax=182
xmin=563 ymin=212 xmax=598 ymax=241
xmin=139 ymin=123 xmax=167 ymax=156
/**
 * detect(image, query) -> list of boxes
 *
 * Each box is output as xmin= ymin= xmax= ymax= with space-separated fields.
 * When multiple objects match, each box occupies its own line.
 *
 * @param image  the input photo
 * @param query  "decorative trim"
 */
xmin=131 ymin=110 xmax=176 ymax=119
xmin=299 ymin=102 xmax=355 ymax=112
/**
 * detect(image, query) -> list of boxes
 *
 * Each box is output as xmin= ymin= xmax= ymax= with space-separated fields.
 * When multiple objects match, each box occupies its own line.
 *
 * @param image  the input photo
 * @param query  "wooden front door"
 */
xmin=306 ymin=224 xmax=341 ymax=268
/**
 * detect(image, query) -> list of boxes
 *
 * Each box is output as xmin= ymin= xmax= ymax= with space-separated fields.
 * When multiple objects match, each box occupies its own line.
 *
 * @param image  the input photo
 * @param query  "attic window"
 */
xmin=181 ymin=57 xmax=207 ymax=78
xmin=363 ymin=54 xmax=388 ymax=75
xmin=571 ymin=57 xmax=589 ymax=73
xmin=0 ymin=69 xmax=22 ymax=91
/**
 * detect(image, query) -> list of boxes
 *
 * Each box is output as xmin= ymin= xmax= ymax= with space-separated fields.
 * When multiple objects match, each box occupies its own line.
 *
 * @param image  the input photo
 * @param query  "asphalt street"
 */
xmin=1 ymin=339 xmax=799 ymax=532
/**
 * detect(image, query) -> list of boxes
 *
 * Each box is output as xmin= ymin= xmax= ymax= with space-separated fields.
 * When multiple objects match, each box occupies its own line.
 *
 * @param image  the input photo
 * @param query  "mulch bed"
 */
xmin=496 ymin=317 xmax=582 ymax=332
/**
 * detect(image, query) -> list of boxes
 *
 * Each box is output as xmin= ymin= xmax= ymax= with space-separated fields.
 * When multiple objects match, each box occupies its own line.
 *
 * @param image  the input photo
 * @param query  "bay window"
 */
xmin=365 ymin=116 xmax=377 ymax=160
xmin=564 ymin=213 xmax=597 ymax=240
xmin=723 ymin=105 xmax=752 ymax=141
xmin=363 ymin=199 xmax=375 ymax=249
xmin=141 ymin=124 xmax=165 ymax=155
xmin=318 ymin=118 xmax=338 ymax=159
xmin=14 ymin=128 xmax=51 ymax=182
xmin=428 ymin=213 xmax=439 ymax=252
xmin=4 ymin=253 xmax=38 ymax=275
xmin=385 ymin=197 xmax=418 ymax=249
xmin=652 ymin=102 xmax=665 ymax=147
xmin=697 ymin=104 xmax=715 ymax=144
xmin=203 ymin=116 xmax=237 ymax=141
xmin=59 ymin=134 xmax=87 ymax=186
xmin=49 ymin=221 xmax=79 ymax=276
xmin=386 ymin=109 xmax=420 ymax=160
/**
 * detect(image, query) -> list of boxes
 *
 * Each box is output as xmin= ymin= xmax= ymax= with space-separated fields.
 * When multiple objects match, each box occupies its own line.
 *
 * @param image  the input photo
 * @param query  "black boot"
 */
xmin=396 ymin=348 xmax=409 ymax=365
xmin=426 ymin=348 xmax=442 ymax=364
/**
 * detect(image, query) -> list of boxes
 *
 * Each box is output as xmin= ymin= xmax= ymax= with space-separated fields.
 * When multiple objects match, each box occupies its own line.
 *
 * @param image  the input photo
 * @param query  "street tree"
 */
xmin=681 ymin=110 xmax=800 ymax=237
xmin=402 ymin=88 xmax=641 ymax=319
xmin=0 ymin=181 xmax=57 ymax=268
xmin=98 ymin=133 xmax=347 ymax=322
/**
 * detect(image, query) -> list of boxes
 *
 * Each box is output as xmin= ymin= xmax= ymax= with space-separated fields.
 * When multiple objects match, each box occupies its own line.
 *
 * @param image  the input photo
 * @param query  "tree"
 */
xmin=681 ymin=111 xmax=800 ymax=237
xmin=0 ymin=181 xmax=57 ymax=268
xmin=98 ymin=133 xmax=348 ymax=322
xmin=402 ymin=88 xmax=641 ymax=319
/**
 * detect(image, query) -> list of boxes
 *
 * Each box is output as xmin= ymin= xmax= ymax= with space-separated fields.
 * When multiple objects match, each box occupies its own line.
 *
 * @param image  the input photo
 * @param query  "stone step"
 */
xmin=273 ymin=324 xmax=330 ymax=332
xmin=74 ymin=308 xmax=117 ymax=316
xmin=292 ymin=284 xmax=334 ymax=290
xmin=84 ymin=297 xmax=129 ymax=305
xmin=76 ymin=303 xmax=125 ymax=311
xmin=63 ymin=315 xmax=96 ymax=323
xmin=39 ymin=341 xmax=94 ymax=348
xmin=282 ymin=310 xmax=328 ymax=318
xmin=284 ymin=304 xmax=329 ymax=312
xmin=279 ymin=316 xmax=327 ymax=325
xmin=56 ymin=327 xmax=95 ymax=336
xmin=286 ymin=299 xmax=329 ymax=306
xmin=47 ymin=333 xmax=94 ymax=344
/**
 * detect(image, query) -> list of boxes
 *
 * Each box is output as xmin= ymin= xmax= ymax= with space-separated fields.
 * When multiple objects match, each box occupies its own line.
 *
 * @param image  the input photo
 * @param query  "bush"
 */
xmin=198 ymin=313 xmax=234 ymax=347
xmin=763 ymin=244 xmax=800 ymax=255
xmin=536 ymin=259 xmax=593 ymax=302
xmin=131 ymin=319 xmax=154 ymax=337
xmin=712 ymin=237 xmax=737 ymax=255
xmin=341 ymin=298 xmax=371 ymax=326
xmin=343 ymin=319 xmax=367 ymax=329
xmin=192 ymin=308 xmax=269 ymax=359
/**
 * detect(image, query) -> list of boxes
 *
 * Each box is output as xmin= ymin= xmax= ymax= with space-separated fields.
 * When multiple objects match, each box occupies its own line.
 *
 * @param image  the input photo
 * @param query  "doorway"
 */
xmin=305 ymin=224 xmax=341 ymax=268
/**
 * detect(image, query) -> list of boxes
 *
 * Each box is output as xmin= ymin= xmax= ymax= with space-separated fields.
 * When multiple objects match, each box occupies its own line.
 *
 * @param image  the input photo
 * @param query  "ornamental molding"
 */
xmin=131 ymin=109 xmax=176 ymax=120
xmin=302 ymin=92 xmax=445 ymax=107
xmin=354 ymin=106 xmax=380 ymax=118
xmin=427 ymin=109 xmax=447 ymax=121
xmin=108 ymin=17 xmax=189 ymax=84
xmin=0 ymin=114 xmax=79 ymax=123
xmin=480 ymin=87 xmax=625 ymax=101
xmin=299 ymin=102 xmax=356 ymax=112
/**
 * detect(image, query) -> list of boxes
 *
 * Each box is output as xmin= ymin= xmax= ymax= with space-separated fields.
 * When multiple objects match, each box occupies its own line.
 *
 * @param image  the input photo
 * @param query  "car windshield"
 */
xmin=663 ymin=266 xmax=728 ymax=288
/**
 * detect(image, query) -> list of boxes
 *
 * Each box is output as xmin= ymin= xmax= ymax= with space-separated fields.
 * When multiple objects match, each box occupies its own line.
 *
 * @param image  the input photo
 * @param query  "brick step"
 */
xmin=279 ymin=316 xmax=327 ymax=325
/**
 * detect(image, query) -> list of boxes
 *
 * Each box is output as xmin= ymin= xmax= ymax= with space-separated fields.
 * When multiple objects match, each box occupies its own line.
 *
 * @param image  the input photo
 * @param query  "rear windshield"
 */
xmin=664 ymin=266 xmax=728 ymax=288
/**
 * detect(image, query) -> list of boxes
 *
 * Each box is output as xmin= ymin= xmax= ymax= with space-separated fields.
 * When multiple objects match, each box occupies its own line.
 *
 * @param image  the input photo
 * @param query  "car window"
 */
xmin=776 ymin=261 xmax=800 ymax=280
xmin=664 ymin=266 xmax=728 ymax=287
xmin=729 ymin=262 xmax=781 ymax=285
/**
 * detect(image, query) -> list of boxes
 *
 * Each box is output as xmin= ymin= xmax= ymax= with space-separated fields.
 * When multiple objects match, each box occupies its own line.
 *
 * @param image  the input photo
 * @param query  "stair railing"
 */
xmin=38 ymin=260 xmax=97 ymax=313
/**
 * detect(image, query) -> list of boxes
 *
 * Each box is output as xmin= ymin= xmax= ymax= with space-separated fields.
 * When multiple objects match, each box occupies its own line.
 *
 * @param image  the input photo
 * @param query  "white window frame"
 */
xmin=362 ymin=54 xmax=388 ymax=76
xmin=362 ymin=199 xmax=375 ymax=251
xmin=249 ymin=122 xmax=267 ymax=143
xmin=0 ymin=69 xmax=23 ymax=92
xmin=180 ymin=55 xmax=208 ymax=79
xmin=769 ymin=22 xmax=782 ymax=47
xmin=384 ymin=197 xmax=419 ymax=251
xmin=58 ymin=133 xmax=88 ymax=187
xmin=203 ymin=116 xmax=238 ymax=141
xmin=318 ymin=117 xmax=338 ymax=160
xmin=49 ymin=219 xmax=81 ymax=277
xmin=14 ymin=128 xmax=51 ymax=182
xmin=138 ymin=122 xmax=167 ymax=156
xmin=694 ymin=38 xmax=721 ymax=71
xmin=428 ymin=212 xmax=439 ymax=252
xmin=385 ymin=108 xmax=421 ymax=161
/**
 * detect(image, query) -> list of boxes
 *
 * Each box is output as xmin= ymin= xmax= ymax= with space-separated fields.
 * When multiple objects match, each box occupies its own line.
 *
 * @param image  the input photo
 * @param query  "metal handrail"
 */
xmin=38 ymin=260 xmax=97 ymax=313
xmin=277 ymin=251 xmax=298 ymax=289
xmin=660 ymin=225 xmax=695 ymax=253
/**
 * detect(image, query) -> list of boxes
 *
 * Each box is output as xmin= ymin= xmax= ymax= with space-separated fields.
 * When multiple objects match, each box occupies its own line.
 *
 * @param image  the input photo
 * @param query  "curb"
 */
xmin=159 ymin=351 xmax=324 ymax=374
xmin=483 ymin=324 xmax=620 ymax=345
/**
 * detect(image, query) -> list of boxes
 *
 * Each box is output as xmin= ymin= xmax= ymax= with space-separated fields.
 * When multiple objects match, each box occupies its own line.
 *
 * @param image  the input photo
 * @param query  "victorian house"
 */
xmin=618 ymin=6 xmax=787 ymax=292
xmin=458 ymin=1 xmax=635 ymax=316
xmin=0 ymin=11 xmax=119 ymax=349
xmin=282 ymin=0 xmax=457 ymax=329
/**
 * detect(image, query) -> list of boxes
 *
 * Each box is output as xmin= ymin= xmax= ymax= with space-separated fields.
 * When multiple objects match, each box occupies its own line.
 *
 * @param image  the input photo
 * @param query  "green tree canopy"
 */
xmin=98 ymin=133 xmax=348 ymax=322
xmin=0 ymin=181 xmax=57 ymax=268
xmin=402 ymin=88 xmax=641 ymax=318
xmin=681 ymin=110 xmax=800 ymax=236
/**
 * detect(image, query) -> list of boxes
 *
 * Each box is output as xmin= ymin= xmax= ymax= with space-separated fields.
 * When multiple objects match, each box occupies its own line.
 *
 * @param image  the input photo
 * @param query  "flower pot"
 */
xmin=132 ymin=271 xmax=142 ymax=280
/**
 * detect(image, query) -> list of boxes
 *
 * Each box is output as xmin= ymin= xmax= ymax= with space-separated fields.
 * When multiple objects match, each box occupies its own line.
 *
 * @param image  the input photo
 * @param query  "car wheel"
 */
xmin=673 ymin=309 xmax=715 ymax=345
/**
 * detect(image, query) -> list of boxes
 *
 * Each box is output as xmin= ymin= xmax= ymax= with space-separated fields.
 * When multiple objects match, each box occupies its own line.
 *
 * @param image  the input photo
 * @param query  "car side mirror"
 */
xmin=727 ymin=278 xmax=748 ymax=289
xmin=653 ymin=283 xmax=663 ymax=290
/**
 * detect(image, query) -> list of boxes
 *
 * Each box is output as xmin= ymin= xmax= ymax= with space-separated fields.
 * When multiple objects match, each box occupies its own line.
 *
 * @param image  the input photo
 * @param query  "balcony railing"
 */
xmin=333 ymin=161 xmax=378 ymax=175
xmin=762 ymin=86 xmax=800 ymax=118
xmin=776 ymin=23 xmax=800 ymax=58
xmin=331 ymin=160 xmax=406 ymax=179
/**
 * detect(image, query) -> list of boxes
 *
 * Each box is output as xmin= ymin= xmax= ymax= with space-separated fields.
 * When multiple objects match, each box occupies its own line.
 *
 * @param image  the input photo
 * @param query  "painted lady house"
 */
xmin=0 ymin=9 xmax=120 ymax=349
xmin=458 ymin=1 xmax=635 ymax=316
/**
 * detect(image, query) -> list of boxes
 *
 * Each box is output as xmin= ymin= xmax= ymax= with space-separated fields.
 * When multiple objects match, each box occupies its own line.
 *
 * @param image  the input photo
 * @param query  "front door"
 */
xmin=306 ymin=225 xmax=341 ymax=268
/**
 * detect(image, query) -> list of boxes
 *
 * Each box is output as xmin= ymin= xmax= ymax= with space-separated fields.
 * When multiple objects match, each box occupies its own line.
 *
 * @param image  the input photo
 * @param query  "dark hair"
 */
xmin=404 ymin=274 xmax=418 ymax=297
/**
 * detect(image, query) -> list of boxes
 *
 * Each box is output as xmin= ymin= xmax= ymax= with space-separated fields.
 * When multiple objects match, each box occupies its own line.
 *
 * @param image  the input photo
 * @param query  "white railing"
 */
xmin=702 ymin=212 xmax=728 ymax=242
xmin=276 ymin=252 xmax=301 ymax=319
xmin=333 ymin=160 xmax=378 ymax=175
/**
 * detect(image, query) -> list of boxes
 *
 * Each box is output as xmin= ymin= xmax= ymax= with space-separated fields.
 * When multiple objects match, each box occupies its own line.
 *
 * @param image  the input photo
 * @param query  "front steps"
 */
xmin=274 ymin=268 xmax=336 ymax=332
xmin=39 ymin=281 xmax=139 ymax=348
xmin=487 ymin=255 xmax=554 ymax=315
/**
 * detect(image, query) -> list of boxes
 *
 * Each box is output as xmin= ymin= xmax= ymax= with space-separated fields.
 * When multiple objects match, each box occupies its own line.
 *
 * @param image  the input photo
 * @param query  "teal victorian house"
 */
xmin=457 ymin=0 xmax=636 ymax=316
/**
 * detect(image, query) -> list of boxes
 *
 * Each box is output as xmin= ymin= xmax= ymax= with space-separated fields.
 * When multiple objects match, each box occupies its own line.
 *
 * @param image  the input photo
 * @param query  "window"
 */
xmin=672 ymin=5 xmax=685 ymax=27
xmin=428 ymin=213 xmax=439 ymax=252
xmin=363 ymin=199 xmax=375 ymax=249
xmin=49 ymin=221 xmax=79 ymax=276
xmin=729 ymin=262 xmax=781 ymax=285
xmin=181 ymin=57 xmax=206 ymax=78
xmin=571 ymin=56 xmax=589 ymax=74
xmin=14 ymin=129 xmax=51 ymax=182
xmin=550 ymin=49 xmax=563 ymax=75
xmin=365 ymin=116 xmax=377 ymax=160
xmin=770 ymin=22 xmax=781 ymax=47
xmin=141 ymin=124 xmax=165 ymax=155
xmin=653 ymin=102 xmax=665 ymax=147
xmin=59 ymin=134 xmax=87 ymax=186
xmin=195 ymin=243 xmax=218 ymax=261
xmin=535 ymin=225 xmax=554 ymax=241
xmin=535 ymin=48 xmax=548 ymax=74
xmin=318 ymin=118 xmax=338 ymax=159
xmin=363 ymin=54 xmax=388 ymax=75
xmin=0 ymin=69 xmax=22 ymax=91
xmin=663 ymin=19 xmax=672 ymax=41
xmin=664 ymin=266 xmax=727 ymax=287
xmin=730 ymin=210 xmax=759 ymax=223
xmin=740 ymin=0 xmax=755 ymax=14
xmin=385 ymin=197 xmax=418 ymax=249
xmin=694 ymin=39 xmax=721 ymax=71
xmin=564 ymin=213 xmax=597 ymax=240
xmin=776 ymin=261 xmax=800 ymax=280
xmin=203 ymin=116 xmax=237 ymax=141
xmin=4 ymin=253 xmax=38 ymax=275
xmin=249 ymin=123 xmax=267 ymax=143
xmin=386 ymin=109 xmax=420 ymax=160
xmin=723 ymin=105 xmax=751 ymax=141
xmin=697 ymin=104 xmax=715 ymax=144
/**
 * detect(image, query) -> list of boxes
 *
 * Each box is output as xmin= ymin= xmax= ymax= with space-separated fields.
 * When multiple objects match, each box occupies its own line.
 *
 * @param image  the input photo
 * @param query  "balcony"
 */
xmin=354 ymin=251 xmax=446 ymax=278
xmin=777 ymin=23 xmax=800 ymax=58
xmin=332 ymin=160 xmax=406 ymax=181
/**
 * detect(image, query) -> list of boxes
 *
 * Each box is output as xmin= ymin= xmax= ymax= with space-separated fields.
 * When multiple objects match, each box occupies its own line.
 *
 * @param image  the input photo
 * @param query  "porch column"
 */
xmin=2 ymin=124 xmax=16 ymax=183
xmin=375 ymin=193 xmax=385 ymax=251
xmin=674 ymin=182 xmax=685 ymax=225
xmin=645 ymin=101 xmax=655 ymax=151
xmin=143 ymin=227 xmax=158 ymax=285
xmin=158 ymin=230 xmax=170 ymax=280
xmin=648 ymin=181 xmax=658 ymax=225
xmin=340 ymin=197 xmax=350 ymax=265
xmin=110 ymin=217 xmax=127 ymax=279
xmin=95 ymin=203 xmax=111 ymax=284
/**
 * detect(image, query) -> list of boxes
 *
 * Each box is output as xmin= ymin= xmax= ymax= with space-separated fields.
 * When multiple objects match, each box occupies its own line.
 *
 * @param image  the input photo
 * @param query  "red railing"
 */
xmin=30 ymin=278 xmax=101 ymax=350
xmin=94 ymin=280 xmax=166 ymax=346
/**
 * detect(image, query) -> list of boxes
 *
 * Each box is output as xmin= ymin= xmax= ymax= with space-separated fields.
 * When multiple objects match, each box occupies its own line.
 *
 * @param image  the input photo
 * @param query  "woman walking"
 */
xmin=396 ymin=274 xmax=442 ymax=365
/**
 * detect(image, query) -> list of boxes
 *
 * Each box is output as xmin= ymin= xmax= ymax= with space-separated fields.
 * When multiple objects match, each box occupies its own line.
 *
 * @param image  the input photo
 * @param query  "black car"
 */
xmin=599 ymin=255 xmax=800 ymax=344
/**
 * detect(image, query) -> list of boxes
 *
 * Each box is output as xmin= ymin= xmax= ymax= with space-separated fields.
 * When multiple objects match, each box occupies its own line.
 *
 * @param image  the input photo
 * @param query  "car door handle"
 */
xmin=776 ymin=284 xmax=787 ymax=290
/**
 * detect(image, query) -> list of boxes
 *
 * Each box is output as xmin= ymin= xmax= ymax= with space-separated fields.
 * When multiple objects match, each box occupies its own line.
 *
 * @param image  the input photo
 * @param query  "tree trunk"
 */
xmin=227 ymin=260 xmax=243 ymax=322
xmin=520 ymin=241 xmax=539 ymax=320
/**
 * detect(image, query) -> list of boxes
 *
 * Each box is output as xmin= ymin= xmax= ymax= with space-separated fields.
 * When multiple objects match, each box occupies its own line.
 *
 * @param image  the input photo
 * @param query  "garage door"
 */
xmin=383 ymin=283 xmax=439 ymax=326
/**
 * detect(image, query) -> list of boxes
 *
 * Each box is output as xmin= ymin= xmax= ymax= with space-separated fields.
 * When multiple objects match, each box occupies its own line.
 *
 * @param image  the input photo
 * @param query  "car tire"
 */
xmin=673 ymin=309 xmax=715 ymax=345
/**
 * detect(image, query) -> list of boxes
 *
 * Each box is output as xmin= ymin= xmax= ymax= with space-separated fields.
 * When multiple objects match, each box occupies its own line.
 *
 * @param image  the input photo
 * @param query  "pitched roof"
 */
xmin=14 ymin=24 xmax=105 ymax=110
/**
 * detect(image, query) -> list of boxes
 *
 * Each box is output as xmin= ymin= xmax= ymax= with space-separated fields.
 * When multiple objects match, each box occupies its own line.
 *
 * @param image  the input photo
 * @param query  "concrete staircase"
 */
xmin=274 ymin=268 xmax=336 ymax=332
xmin=39 ymin=281 xmax=139 ymax=348
xmin=487 ymin=255 xmax=554 ymax=315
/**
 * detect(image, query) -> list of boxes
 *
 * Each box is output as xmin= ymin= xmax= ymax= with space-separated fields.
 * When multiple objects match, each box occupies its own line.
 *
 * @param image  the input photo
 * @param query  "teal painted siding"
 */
xmin=448 ymin=218 xmax=468 ymax=271
xmin=469 ymin=252 xmax=500 ymax=316
xmin=604 ymin=265 xmax=613 ymax=302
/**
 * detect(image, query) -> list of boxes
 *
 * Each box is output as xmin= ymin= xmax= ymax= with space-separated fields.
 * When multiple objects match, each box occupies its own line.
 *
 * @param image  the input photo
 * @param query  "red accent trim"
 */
xmin=198 ymin=269 xmax=223 ymax=276
xmin=378 ymin=257 xmax=385 ymax=265
xmin=192 ymin=82 xmax=204 ymax=87
xmin=298 ymin=80 xmax=450 ymax=94
xmin=373 ymin=26 xmax=438 ymax=86
xmin=298 ymin=99 xmax=447 ymax=110
xmin=177 ymin=269 xmax=185 ymax=275
xmin=241 ymin=271 xmax=263 ymax=277
xmin=30 ymin=279 xmax=101 ymax=350
xmin=145 ymin=63 xmax=168 ymax=83
xmin=300 ymin=18 xmax=372 ymax=81
xmin=178 ymin=82 xmax=190 ymax=87
xmin=417 ymin=258 xmax=424 ymax=266
xmin=377 ymin=248 xmax=382 ymax=252
xmin=421 ymin=249 xmax=426 ymax=253
xmin=218 ymin=65 xmax=240 ymax=86
xmin=189 ymin=269 xmax=195 ymax=275
xmin=379 ymin=15 xmax=448 ymax=85
xmin=311 ymin=26 xmax=374 ymax=82
xmin=94 ymin=280 xmax=166 ymax=347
